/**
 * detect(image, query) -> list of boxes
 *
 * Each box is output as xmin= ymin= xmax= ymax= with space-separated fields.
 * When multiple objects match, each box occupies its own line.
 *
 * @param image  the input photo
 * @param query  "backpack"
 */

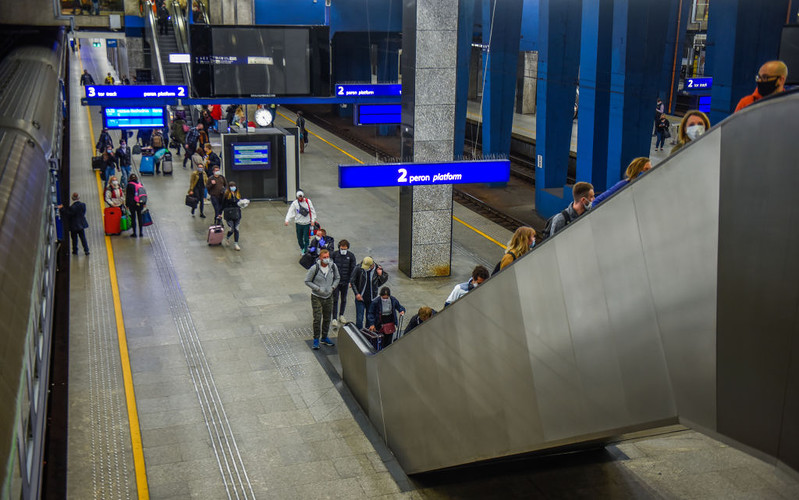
xmin=541 ymin=209 xmax=572 ymax=240
xmin=132 ymin=183 xmax=147 ymax=204
xmin=492 ymin=251 xmax=516 ymax=276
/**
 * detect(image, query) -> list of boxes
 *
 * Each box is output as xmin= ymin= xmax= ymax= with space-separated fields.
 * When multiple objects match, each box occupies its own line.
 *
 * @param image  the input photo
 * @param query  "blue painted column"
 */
xmin=658 ymin=0 xmax=692 ymax=114
xmin=454 ymin=0 xmax=476 ymax=158
xmin=535 ymin=0 xmax=581 ymax=217
xmin=705 ymin=0 xmax=790 ymax=124
xmin=576 ymin=0 xmax=613 ymax=193
xmin=605 ymin=0 xmax=671 ymax=185
xmin=481 ymin=0 xmax=524 ymax=157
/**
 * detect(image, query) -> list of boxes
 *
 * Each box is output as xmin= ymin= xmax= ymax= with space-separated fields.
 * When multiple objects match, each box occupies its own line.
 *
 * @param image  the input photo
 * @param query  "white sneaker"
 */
xmin=234 ymin=242 xmax=241 ymax=251
xmin=339 ymin=316 xmax=346 ymax=324
xmin=331 ymin=319 xmax=338 ymax=328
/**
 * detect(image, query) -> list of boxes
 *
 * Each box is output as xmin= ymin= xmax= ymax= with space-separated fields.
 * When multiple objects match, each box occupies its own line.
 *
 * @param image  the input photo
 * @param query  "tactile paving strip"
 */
xmin=259 ymin=327 xmax=313 ymax=380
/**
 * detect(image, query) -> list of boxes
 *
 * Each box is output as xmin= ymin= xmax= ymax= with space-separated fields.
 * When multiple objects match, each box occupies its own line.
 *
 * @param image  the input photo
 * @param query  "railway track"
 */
xmin=301 ymin=109 xmax=528 ymax=233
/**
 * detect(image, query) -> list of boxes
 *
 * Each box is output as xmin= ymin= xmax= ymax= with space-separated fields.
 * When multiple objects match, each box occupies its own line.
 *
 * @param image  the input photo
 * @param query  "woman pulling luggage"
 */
xmin=221 ymin=181 xmax=249 ymax=251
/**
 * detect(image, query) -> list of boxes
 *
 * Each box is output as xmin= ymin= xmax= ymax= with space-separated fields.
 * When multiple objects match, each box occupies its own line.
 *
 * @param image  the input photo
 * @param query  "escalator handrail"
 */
xmin=144 ymin=0 xmax=166 ymax=85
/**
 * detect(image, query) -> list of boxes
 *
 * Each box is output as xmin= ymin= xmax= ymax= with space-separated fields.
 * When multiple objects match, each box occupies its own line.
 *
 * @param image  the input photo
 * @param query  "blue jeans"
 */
xmin=119 ymin=165 xmax=131 ymax=187
xmin=655 ymin=130 xmax=666 ymax=149
xmin=105 ymin=165 xmax=116 ymax=183
xmin=355 ymin=298 xmax=374 ymax=330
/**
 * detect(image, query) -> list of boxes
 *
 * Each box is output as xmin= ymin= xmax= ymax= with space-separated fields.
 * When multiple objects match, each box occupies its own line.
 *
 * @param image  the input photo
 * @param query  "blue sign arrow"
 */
xmin=339 ymin=160 xmax=510 ymax=189
xmin=85 ymin=85 xmax=188 ymax=99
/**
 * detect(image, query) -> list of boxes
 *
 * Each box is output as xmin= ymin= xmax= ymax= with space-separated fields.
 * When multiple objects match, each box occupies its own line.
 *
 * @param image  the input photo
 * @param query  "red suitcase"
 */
xmin=104 ymin=207 xmax=122 ymax=235
xmin=207 ymin=224 xmax=225 ymax=245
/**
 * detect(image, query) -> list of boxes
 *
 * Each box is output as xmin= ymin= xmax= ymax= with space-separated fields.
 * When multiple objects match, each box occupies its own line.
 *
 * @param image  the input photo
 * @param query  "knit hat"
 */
xmin=361 ymin=256 xmax=374 ymax=270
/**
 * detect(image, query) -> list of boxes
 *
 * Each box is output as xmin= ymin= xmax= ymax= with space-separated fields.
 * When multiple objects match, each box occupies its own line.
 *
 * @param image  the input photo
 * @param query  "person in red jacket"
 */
xmin=735 ymin=60 xmax=788 ymax=112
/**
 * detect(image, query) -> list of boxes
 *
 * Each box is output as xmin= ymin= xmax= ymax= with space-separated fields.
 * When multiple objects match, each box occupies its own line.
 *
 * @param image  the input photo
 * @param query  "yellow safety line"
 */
xmin=452 ymin=216 xmax=507 ymax=249
xmin=80 ymin=53 xmax=150 ymax=500
xmin=277 ymin=110 xmax=365 ymax=164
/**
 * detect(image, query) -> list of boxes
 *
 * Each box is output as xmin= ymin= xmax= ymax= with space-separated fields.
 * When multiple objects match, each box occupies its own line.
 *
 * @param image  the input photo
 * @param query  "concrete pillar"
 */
xmin=221 ymin=0 xmax=253 ymax=24
xmin=576 ymin=0 xmax=613 ymax=192
xmin=705 ymin=0 xmax=790 ymax=124
xmin=399 ymin=0 xmax=460 ymax=278
xmin=515 ymin=51 xmax=537 ymax=115
xmin=604 ymin=0 xmax=671 ymax=186
xmin=126 ymin=36 xmax=145 ymax=80
xmin=481 ymin=0 xmax=524 ymax=157
xmin=534 ymin=0 xmax=581 ymax=217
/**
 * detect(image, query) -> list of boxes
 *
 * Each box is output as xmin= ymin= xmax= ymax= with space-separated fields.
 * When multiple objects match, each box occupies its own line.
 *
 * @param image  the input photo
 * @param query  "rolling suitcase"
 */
xmin=359 ymin=328 xmax=384 ymax=351
xmin=92 ymin=155 xmax=104 ymax=170
xmin=162 ymin=152 xmax=173 ymax=175
xmin=139 ymin=155 xmax=155 ymax=175
xmin=104 ymin=207 xmax=122 ymax=235
xmin=207 ymin=224 xmax=225 ymax=245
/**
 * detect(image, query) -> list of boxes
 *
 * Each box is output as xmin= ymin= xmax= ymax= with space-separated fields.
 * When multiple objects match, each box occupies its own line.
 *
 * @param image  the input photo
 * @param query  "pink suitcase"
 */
xmin=207 ymin=224 xmax=225 ymax=245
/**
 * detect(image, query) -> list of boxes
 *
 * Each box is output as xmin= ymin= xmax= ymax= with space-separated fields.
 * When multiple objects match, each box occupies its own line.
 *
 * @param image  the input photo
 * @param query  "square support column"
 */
xmin=399 ymin=0 xmax=460 ymax=278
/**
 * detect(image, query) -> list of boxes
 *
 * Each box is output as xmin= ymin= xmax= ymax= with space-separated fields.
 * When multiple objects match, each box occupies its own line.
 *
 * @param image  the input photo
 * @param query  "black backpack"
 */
xmin=541 ymin=209 xmax=572 ymax=241
xmin=491 ymin=251 xmax=516 ymax=276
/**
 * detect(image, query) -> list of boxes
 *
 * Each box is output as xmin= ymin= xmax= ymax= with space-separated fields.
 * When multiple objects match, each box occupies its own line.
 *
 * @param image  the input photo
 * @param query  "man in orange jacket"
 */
xmin=735 ymin=60 xmax=788 ymax=112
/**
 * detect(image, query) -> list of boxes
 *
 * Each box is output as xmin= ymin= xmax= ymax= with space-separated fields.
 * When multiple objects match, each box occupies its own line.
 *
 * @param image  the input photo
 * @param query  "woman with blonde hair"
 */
xmin=498 ymin=226 xmax=537 ymax=272
xmin=593 ymin=157 xmax=652 ymax=206
xmin=671 ymin=110 xmax=710 ymax=154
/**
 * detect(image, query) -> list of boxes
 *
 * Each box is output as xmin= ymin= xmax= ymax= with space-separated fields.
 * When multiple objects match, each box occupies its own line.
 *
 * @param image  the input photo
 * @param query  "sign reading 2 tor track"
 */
xmin=338 ymin=159 xmax=510 ymax=188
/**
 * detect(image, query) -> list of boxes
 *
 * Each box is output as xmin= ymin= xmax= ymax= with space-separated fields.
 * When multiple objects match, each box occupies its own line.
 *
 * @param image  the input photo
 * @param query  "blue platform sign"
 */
xmin=685 ymin=77 xmax=713 ymax=92
xmin=231 ymin=143 xmax=271 ymax=171
xmin=334 ymin=83 xmax=402 ymax=98
xmin=85 ymin=85 xmax=188 ymax=99
xmin=107 ymin=39 xmax=118 ymax=47
xmin=356 ymin=104 xmax=401 ymax=125
xmin=103 ymin=107 xmax=166 ymax=129
xmin=339 ymin=159 xmax=510 ymax=189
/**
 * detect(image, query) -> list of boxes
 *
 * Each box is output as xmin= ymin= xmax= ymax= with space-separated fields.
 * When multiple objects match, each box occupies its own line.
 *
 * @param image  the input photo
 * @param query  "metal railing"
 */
xmin=144 ymin=0 xmax=165 ymax=84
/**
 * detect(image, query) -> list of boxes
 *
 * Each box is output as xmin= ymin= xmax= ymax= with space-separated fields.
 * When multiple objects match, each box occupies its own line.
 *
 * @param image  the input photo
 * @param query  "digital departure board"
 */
xmin=231 ymin=143 xmax=271 ymax=170
xmin=103 ymin=107 xmax=166 ymax=129
xmin=356 ymin=104 xmax=401 ymax=125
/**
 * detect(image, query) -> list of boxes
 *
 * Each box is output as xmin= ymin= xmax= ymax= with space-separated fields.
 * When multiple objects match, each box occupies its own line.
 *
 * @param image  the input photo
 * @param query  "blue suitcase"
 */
xmin=139 ymin=155 xmax=155 ymax=175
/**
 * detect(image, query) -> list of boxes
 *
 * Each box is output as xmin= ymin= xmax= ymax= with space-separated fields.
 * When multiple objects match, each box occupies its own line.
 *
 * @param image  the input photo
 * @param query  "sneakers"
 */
xmin=199 ymin=214 xmax=206 ymax=218
xmin=312 ymin=338 xmax=320 ymax=350
xmin=339 ymin=316 xmax=346 ymax=324
xmin=320 ymin=337 xmax=335 ymax=346
xmin=331 ymin=319 xmax=338 ymax=328
xmin=234 ymin=242 xmax=240 ymax=251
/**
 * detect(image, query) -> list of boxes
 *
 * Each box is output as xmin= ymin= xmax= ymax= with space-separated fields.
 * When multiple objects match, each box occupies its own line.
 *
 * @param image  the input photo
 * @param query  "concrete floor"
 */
xmin=64 ymin=43 xmax=799 ymax=499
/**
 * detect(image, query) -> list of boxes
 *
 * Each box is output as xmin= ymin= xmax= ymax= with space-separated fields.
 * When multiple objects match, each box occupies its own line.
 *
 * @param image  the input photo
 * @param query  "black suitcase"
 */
xmin=92 ymin=156 xmax=104 ymax=170
xmin=359 ymin=328 xmax=384 ymax=351
xmin=299 ymin=252 xmax=316 ymax=269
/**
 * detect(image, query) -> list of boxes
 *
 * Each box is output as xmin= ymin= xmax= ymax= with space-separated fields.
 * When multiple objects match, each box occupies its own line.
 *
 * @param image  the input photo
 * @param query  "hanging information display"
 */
xmin=338 ymin=159 xmax=510 ymax=188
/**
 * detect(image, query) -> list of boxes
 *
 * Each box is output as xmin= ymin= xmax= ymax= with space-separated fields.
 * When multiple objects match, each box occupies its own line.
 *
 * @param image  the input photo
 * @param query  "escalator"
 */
xmin=339 ymin=90 xmax=799 ymax=475
xmin=143 ymin=0 xmax=193 ymax=86
xmin=155 ymin=23 xmax=182 ymax=84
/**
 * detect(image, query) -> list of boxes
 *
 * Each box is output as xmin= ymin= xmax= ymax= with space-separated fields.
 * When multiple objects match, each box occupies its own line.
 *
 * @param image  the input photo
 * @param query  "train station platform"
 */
xmin=65 ymin=43 xmax=799 ymax=499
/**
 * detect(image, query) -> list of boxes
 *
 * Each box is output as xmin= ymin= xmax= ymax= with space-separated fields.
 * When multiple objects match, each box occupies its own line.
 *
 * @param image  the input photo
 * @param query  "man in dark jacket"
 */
xmin=96 ymin=128 xmax=113 ymax=153
xmin=331 ymin=239 xmax=356 ymax=327
xmin=184 ymin=124 xmax=203 ymax=168
xmin=116 ymin=139 xmax=132 ymax=186
xmin=206 ymin=165 xmax=227 ymax=219
xmin=60 ymin=192 xmax=90 ymax=255
xmin=351 ymin=256 xmax=388 ymax=329
xmin=80 ymin=70 xmax=95 ymax=86
xmin=404 ymin=306 xmax=436 ymax=335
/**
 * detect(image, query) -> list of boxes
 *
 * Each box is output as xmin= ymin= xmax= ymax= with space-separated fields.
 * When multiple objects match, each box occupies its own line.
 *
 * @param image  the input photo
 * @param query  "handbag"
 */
xmin=223 ymin=206 xmax=241 ymax=221
xmin=379 ymin=322 xmax=396 ymax=336
xmin=132 ymin=144 xmax=142 ymax=155
xmin=299 ymin=252 xmax=316 ymax=269
xmin=142 ymin=208 xmax=153 ymax=226
xmin=120 ymin=214 xmax=131 ymax=231
xmin=185 ymin=194 xmax=198 ymax=208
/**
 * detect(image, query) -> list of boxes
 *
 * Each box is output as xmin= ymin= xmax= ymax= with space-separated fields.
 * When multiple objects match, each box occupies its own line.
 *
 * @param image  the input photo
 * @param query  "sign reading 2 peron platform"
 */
xmin=338 ymin=160 xmax=511 ymax=188
xmin=335 ymin=83 xmax=402 ymax=98
xmin=85 ymin=85 xmax=188 ymax=99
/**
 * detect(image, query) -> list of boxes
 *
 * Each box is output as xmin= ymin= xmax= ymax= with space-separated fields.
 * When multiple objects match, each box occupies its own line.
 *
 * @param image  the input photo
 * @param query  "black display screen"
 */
xmin=191 ymin=25 xmax=331 ymax=98
xmin=779 ymin=25 xmax=799 ymax=85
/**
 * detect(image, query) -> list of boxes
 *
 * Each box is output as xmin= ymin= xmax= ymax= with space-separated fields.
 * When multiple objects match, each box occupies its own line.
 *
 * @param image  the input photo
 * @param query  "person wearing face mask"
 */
xmin=115 ymin=139 xmax=132 ymax=187
xmin=546 ymin=182 xmax=595 ymax=238
xmin=735 ymin=60 xmax=788 ymax=113
xmin=305 ymin=249 xmax=340 ymax=350
xmin=188 ymin=161 xmax=208 ymax=218
xmin=104 ymin=176 xmax=126 ymax=207
xmin=445 ymin=266 xmax=490 ymax=307
xmin=350 ymin=256 xmax=389 ymax=330
xmin=102 ymin=146 xmax=117 ymax=183
xmin=671 ymin=110 xmax=711 ymax=155
xmin=284 ymin=190 xmax=316 ymax=255
xmin=593 ymin=157 xmax=652 ymax=206
xmin=221 ymin=182 xmax=243 ymax=250
xmin=206 ymin=166 xmax=227 ymax=220
xmin=331 ymin=240 xmax=356 ymax=327
xmin=367 ymin=287 xmax=406 ymax=345
xmin=308 ymin=228 xmax=335 ymax=256
xmin=655 ymin=114 xmax=670 ymax=152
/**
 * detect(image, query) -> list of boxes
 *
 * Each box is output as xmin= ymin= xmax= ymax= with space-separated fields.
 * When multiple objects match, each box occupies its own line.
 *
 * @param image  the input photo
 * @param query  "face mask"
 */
xmin=757 ymin=78 xmax=779 ymax=97
xmin=584 ymin=201 xmax=593 ymax=211
xmin=340 ymin=249 xmax=348 ymax=255
xmin=112 ymin=181 xmax=119 ymax=187
xmin=321 ymin=258 xmax=330 ymax=265
xmin=685 ymin=124 xmax=705 ymax=141
xmin=214 ymin=171 xmax=220 ymax=176
xmin=381 ymin=297 xmax=390 ymax=305
xmin=530 ymin=241 xmax=536 ymax=250
xmin=230 ymin=187 xmax=237 ymax=192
